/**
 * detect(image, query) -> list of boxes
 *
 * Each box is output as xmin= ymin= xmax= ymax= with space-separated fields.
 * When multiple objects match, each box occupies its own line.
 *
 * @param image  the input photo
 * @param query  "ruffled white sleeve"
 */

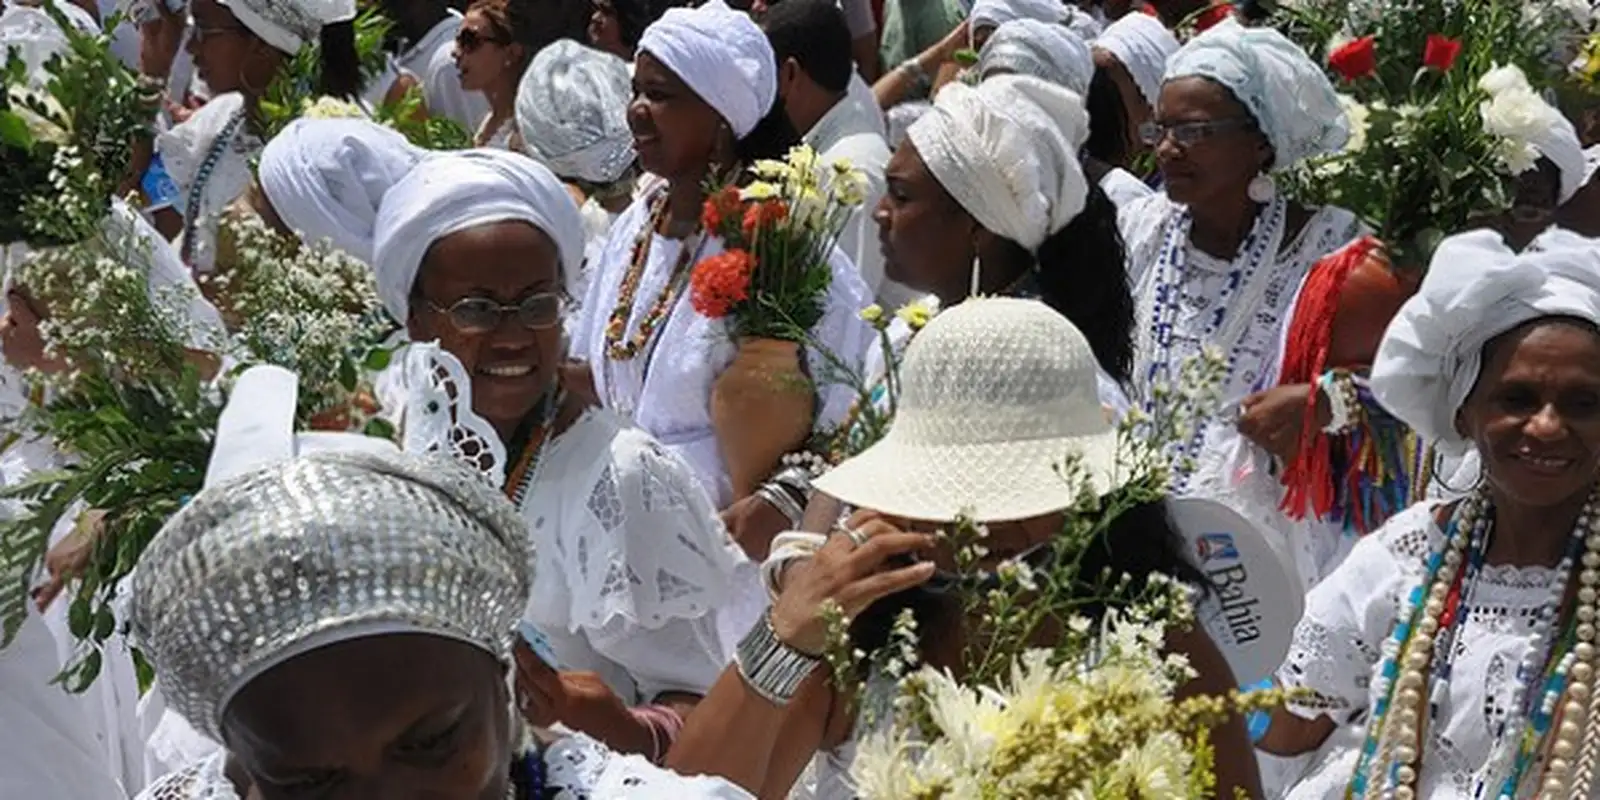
xmin=1276 ymin=501 xmax=1439 ymax=722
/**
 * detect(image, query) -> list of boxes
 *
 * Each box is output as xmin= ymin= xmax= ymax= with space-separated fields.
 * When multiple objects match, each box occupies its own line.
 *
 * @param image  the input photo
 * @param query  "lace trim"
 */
xmin=401 ymin=342 xmax=509 ymax=487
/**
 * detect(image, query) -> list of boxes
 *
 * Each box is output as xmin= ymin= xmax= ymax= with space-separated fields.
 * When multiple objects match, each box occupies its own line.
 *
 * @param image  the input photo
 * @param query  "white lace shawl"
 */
xmin=570 ymin=186 xmax=875 ymax=508
xmin=519 ymin=407 xmax=763 ymax=702
xmin=1276 ymin=500 xmax=1597 ymax=799
xmin=136 ymin=733 xmax=757 ymax=799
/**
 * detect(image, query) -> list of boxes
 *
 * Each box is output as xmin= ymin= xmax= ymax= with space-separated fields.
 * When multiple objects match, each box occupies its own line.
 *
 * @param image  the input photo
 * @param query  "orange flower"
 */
xmin=741 ymin=200 xmax=789 ymax=240
xmin=690 ymin=249 xmax=757 ymax=318
xmin=701 ymin=186 xmax=743 ymax=233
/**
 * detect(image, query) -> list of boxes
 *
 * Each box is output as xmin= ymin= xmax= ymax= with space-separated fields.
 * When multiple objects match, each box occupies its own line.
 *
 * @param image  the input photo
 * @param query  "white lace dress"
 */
xmin=1276 ymin=500 xmax=1598 ymax=799
xmin=570 ymin=183 xmax=874 ymax=508
xmin=136 ymin=733 xmax=756 ymax=799
xmin=518 ymin=406 xmax=765 ymax=702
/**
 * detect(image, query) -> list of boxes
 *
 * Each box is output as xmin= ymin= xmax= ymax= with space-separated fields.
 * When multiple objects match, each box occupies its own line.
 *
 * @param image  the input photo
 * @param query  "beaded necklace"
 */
xmin=178 ymin=108 xmax=248 ymax=270
xmin=508 ymin=744 xmax=549 ymax=799
xmin=1137 ymin=197 xmax=1287 ymax=484
xmin=603 ymin=193 xmax=707 ymax=362
xmin=1346 ymin=486 xmax=1600 ymax=800
xmin=502 ymin=385 xmax=566 ymax=509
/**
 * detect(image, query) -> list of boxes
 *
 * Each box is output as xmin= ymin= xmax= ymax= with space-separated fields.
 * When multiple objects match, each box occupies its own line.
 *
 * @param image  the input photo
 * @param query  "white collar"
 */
xmin=804 ymin=73 xmax=887 ymax=152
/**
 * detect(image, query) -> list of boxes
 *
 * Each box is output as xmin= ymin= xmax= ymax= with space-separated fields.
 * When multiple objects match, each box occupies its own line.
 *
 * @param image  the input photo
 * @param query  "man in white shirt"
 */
xmin=378 ymin=0 xmax=489 ymax=131
xmin=763 ymin=0 xmax=916 ymax=310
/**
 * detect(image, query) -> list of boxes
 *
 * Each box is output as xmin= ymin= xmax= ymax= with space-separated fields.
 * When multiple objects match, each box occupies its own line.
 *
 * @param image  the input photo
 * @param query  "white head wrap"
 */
xmin=0 ymin=2 xmax=98 ymax=85
xmin=886 ymin=100 xmax=931 ymax=149
xmin=907 ymin=75 xmax=1089 ymax=252
xmin=1164 ymin=18 xmax=1347 ymax=169
xmin=1063 ymin=5 xmax=1103 ymax=40
xmin=1370 ymin=229 xmax=1600 ymax=454
xmin=1093 ymin=12 xmax=1177 ymax=110
xmin=636 ymin=0 xmax=776 ymax=139
xmin=977 ymin=19 xmax=1094 ymax=97
xmin=1529 ymin=111 xmax=1586 ymax=205
xmin=218 ymin=0 xmax=356 ymax=54
xmin=371 ymin=149 xmax=584 ymax=324
xmin=516 ymin=39 xmax=636 ymax=185
xmin=968 ymin=0 xmax=1067 ymax=42
xmin=1584 ymin=144 xmax=1600 ymax=189
xmin=257 ymin=118 xmax=423 ymax=265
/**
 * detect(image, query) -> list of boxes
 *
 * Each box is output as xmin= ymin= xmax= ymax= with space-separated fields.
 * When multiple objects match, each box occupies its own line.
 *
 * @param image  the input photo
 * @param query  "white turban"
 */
xmin=0 ymin=2 xmax=98 ymax=85
xmin=218 ymin=0 xmax=356 ymax=54
xmin=1093 ymin=12 xmax=1177 ymax=110
xmin=968 ymin=0 xmax=1067 ymax=42
xmin=907 ymin=75 xmax=1089 ymax=251
xmin=257 ymin=118 xmax=423 ymax=265
xmin=1530 ymin=111 xmax=1586 ymax=205
xmin=1063 ymin=5 xmax=1102 ymax=40
xmin=516 ymin=39 xmax=636 ymax=185
xmin=1164 ymin=18 xmax=1347 ymax=169
xmin=977 ymin=19 xmax=1094 ymax=98
xmin=636 ymin=0 xmax=776 ymax=139
xmin=371 ymin=150 xmax=584 ymax=325
xmin=1370 ymin=229 xmax=1600 ymax=454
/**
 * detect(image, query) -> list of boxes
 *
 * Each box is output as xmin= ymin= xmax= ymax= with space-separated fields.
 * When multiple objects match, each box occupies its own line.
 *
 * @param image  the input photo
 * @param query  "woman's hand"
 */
xmin=721 ymin=493 xmax=792 ymax=561
xmin=1237 ymin=382 xmax=1328 ymax=463
xmin=513 ymin=642 xmax=634 ymax=738
xmin=769 ymin=510 xmax=936 ymax=656
xmin=33 ymin=510 xmax=106 ymax=611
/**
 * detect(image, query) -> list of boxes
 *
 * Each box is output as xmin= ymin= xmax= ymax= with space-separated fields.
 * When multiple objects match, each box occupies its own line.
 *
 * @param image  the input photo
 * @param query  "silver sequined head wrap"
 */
xmin=129 ymin=448 xmax=531 ymax=742
xmin=516 ymin=39 xmax=636 ymax=185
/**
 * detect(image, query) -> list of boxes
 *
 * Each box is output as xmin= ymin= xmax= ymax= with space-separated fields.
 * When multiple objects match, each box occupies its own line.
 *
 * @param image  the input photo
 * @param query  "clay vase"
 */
xmin=1325 ymin=245 xmax=1421 ymax=371
xmin=711 ymin=337 xmax=815 ymax=500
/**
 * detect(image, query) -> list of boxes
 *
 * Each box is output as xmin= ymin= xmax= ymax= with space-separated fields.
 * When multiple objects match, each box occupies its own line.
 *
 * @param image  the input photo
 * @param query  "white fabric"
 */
xmin=813 ymin=298 xmax=1123 ymax=522
xmin=100 ymin=198 xmax=227 ymax=353
xmin=258 ymin=117 xmax=424 ymax=265
xmin=517 ymin=39 xmax=636 ymax=185
xmin=1276 ymin=500 xmax=1600 ymax=799
xmin=976 ymin=18 xmax=1094 ymax=97
xmin=573 ymin=199 xmax=622 ymax=322
xmin=1093 ymin=11 xmax=1177 ymax=110
xmin=806 ymin=74 xmax=910 ymax=309
xmin=636 ymin=0 xmax=776 ymax=138
xmin=570 ymin=185 xmax=873 ymax=507
xmin=137 ymin=733 xmax=756 ymax=799
xmin=395 ymin=11 xmax=488 ymax=132
xmin=1529 ymin=107 xmax=1587 ymax=204
xmin=884 ymin=99 xmax=930 ymax=149
xmin=0 ymin=2 xmax=98 ymax=84
xmin=517 ymin=408 xmax=761 ymax=701
xmin=966 ymin=0 xmax=1066 ymax=40
xmin=1063 ymin=5 xmax=1103 ymax=40
xmin=156 ymin=92 xmax=261 ymax=273
xmin=1164 ymin=18 xmax=1347 ymax=169
xmin=1098 ymin=165 xmax=1153 ymax=208
xmin=1585 ymin=143 xmax=1600 ymax=188
xmin=1369 ymin=228 xmax=1600 ymax=455
xmin=217 ymin=0 xmax=356 ymax=55
xmin=907 ymin=75 xmax=1089 ymax=252
xmin=372 ymin=149 xmax=585 ymax=324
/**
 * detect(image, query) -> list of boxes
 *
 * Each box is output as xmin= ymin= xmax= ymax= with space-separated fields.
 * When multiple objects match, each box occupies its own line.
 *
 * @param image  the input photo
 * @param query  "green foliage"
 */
xmin=373 ymin=85 xmax=474 ymax=150
xmin=258 ymin=7 xmax=397 ymax=140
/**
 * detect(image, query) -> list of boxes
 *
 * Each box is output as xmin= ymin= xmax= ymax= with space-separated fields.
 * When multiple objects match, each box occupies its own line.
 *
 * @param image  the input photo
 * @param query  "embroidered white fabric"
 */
xmin=401 ymin=341 xmax=508 ymax=486
xmin=520 ymin=407 xmax=762 ymax=700
xmin=137 ymin=733 xmax=756 ymax=798
xmin=1276 ymin=500 xmax=1592 ymax=799
xmin=570 ymin=186 xmax=875 ymax=507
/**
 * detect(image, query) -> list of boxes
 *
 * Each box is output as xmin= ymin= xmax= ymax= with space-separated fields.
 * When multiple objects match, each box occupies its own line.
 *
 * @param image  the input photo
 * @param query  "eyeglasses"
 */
xmin=454 ymin=27 xmax=506 ymax=52
xmin=1138 ymin=117 xmax=1256 ymax=148
xmin=428 ymin=294 xmax=563 ymax=334
xmin=190 ymin=24 xmax=248 ymax=43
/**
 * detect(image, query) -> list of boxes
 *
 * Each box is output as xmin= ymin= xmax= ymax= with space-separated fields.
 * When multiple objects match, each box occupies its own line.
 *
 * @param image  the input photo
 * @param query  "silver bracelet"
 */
xmin=756 ymin=482 xmax=805 ymax=528
xmin=735 ymin=613 xmax=821 ymax=706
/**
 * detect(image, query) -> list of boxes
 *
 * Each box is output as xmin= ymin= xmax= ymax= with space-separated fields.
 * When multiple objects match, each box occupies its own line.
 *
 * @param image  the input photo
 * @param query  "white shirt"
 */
xmin=395 ymin=12 xmax=490 ymax=133
xmin=1098 ymin=166 xmax=1153 ymax=209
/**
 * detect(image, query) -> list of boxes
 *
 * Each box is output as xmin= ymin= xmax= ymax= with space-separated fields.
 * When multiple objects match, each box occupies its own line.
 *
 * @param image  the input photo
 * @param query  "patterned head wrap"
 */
xmin=977 ymin=19 xmax=1094 ymax=98
xmin=515 ymin=39 xmax=636 ymax=185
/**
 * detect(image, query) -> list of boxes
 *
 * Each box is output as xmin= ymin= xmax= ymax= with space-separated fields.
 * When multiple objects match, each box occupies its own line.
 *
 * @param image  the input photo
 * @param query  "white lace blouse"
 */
xmin=520 ymin=407 xmax=764 ymax=702
xmin=570 ymin=184 xmax=875 ymax=508
xmin=1277 ymin=500 xmax=1596 ymax=799
xmin=136 ymin=733 xmax=756 ymax=799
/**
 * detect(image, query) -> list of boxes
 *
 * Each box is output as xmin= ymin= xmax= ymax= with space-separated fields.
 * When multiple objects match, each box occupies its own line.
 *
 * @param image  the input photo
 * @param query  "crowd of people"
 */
xmin=4 ymin=0 xmax=1600 ymax=796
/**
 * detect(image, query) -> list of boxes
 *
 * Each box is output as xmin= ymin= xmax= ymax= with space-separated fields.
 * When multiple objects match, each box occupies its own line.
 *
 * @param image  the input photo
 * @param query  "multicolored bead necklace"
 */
xmin=603 ymin=192 xmax=707 ymax=361
xmin=1347 ymin=485 xmax=1600 ymax=799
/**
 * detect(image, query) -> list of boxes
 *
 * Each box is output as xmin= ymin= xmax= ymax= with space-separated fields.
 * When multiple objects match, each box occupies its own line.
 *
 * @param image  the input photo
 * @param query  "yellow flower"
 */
xmin=300 ymin=96 xmax=364 ymax=120
xmin=751 ymin=158 xmax=791 ymax=180
xmin=859 ymin=304 xmax=884 ymax=323
xmin=832 ymin=166 xmax=869 ymax=207
xmin=896 ymin=301 xmax=933 ymax=331
xmin=740 ymin=181 xmax=780 ymax=201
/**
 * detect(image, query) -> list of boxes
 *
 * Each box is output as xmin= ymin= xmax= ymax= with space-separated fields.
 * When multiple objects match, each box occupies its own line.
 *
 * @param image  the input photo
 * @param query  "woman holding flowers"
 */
xmin=1120 ymin=19 xmax=1363 ymax=493
xmin=1260 ymin=230 xmax=1600 ymax=799
xmin=568 ymin=1 xmax=872 ymax=517
xmin=370 ymin=147 xmax=761 ymax=763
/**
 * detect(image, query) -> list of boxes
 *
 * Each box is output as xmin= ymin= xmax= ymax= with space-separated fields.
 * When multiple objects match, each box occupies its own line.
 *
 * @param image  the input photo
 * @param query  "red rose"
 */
xmin=690 ymin=249 xmax=756 ymax=319
xmin=741 ymin=200 xmax=789 ymax=240
xmin=1327 ymin=35 xmax=1377 ymax=82
xmin=1194 ymin=3 xmax=1233 ymax=31
xmin=1422 ymin=33 xmax=1461 ymax=72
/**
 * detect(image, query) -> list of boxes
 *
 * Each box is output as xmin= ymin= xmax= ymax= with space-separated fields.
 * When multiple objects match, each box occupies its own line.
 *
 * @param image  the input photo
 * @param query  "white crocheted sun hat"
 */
xmin=814 ymin=297 xmax=1123 ymax=523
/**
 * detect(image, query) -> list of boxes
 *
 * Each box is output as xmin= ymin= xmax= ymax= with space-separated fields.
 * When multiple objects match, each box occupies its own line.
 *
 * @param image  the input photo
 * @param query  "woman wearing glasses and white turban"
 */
xmin=1118 ymin=20 xmax=1364 ymax=494
xmin=131 ymin=368 xmax=754 ymax=799
xmin=1258 ymin=231 xmax=1600 ymax=800
xmin=371 ymin=148 xmax=762 ymax=765
xmin=1086 ymin=12 xmax=1178 ymax=205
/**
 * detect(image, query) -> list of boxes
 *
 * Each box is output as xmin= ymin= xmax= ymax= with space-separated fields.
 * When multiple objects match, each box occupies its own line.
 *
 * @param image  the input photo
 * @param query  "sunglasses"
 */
xmin=1138 ymin=117 xmax=1256 ymax=148
xmin=455 ymin=27 xmax=506 ymax=52
xmin=428 ymin=293 xmax=563 ymax=334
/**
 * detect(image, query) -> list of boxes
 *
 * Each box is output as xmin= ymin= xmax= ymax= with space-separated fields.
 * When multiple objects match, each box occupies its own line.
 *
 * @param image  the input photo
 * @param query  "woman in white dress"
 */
xmin=569 ymin=0 xmax=872 ymax=512
xmin=1120 ymin=19 xmax=1363 ymax=495
xmin=129 ymin=399 xmax=753 ymax=799
xmin=1259 ymin=230 xmax=1600 ymax=798
xmin=371 ymin=148 xmax=761 ymax=762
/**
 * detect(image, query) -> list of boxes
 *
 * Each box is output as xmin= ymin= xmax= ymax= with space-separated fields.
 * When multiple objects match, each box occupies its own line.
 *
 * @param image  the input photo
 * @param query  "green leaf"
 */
xmin=132 ymin=647 xmax=155 ymax=695
xmin=67 ymin=595 xmax=92 ymax=638
xmin=362 ymin=347 xmax=392 ymax=371
xmin=0 ymin=110 xmax=32 ymax=149
xmin=92 ymin=604 xmax=115 ymax=640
